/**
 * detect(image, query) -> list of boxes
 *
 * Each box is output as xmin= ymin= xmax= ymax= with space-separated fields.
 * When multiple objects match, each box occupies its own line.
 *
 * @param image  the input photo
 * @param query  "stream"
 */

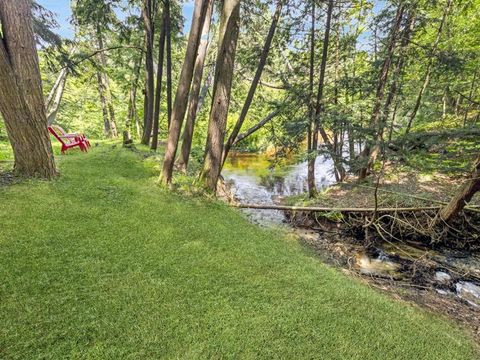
xmin=222 ymin=152 xmax=480 ymax=309
xmin=222 ymin=153 xmax=335 ymax=226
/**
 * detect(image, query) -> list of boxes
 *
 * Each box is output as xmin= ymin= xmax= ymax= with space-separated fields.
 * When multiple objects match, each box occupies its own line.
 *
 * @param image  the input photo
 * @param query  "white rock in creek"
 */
xmin=455 ymin=281 xmax=480 ymax=307
xmin=434 ymin=271 xmax=451 ymax=283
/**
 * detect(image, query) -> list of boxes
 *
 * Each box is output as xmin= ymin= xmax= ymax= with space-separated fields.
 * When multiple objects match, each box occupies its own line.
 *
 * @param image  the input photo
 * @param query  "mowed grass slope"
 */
xmin=0 ymin=145 xmax=477 ymax=359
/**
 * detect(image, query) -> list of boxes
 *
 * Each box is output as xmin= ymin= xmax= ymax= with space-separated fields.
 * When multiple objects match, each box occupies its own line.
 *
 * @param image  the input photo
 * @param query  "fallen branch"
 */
xmin=233 ymin=203 xmax=441 ymax=213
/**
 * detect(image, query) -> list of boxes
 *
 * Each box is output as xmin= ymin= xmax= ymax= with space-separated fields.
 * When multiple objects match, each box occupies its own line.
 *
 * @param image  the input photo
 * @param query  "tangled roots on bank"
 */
xmin=286 ymin=209 xmax=480 ymax=250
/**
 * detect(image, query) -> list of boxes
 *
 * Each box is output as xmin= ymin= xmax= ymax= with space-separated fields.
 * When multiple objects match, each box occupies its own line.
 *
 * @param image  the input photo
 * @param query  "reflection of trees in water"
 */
xmin=259 ymin=173 xmax=285 ymax=194
xmin=260 ymin=171 xmax=320 ymax=196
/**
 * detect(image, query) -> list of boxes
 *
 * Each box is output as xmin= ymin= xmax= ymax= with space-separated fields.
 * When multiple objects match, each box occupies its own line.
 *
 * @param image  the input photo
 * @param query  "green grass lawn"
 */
xmin=0 ymin=144 xmax=477 ymax=359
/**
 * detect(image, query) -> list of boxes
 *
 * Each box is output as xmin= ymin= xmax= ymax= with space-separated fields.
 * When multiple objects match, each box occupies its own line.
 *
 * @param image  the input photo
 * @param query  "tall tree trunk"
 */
xmin=199 ymin=0 xmax=241 ymax=192
xmin=435 ymin=155 xmax=480 ymax=224
xmin=405 ymin=0 xmax=452 ymax=135
xmin=96 ymin=70 xmax=111 ymax=137
xmin=357 ymin=4 xmax=405 ymax=180
xmin=160 ymin=0 xmax=210 ymax=185
xmin=383 ymin=11 xmax=415 ymax=128
xmin=177 ymin=0 xmax=214 ymax=171
xmin=454 ymin=95 xmax=461 ymax=116
xmin=309 ymin=0 xmax=343 ymax=191
xmin=165 ymin=0 xmax=173 ymax=128
xmin=442 ymin=86 xmax=448 ymax=119
xmin=367 ymin=8 xmax=415 ymax=167
xmin=221 ymin=0 xmax=283 ymax=165
xmin=141 ymin=0 xmax=155 ymax=145
xmin=388 ymin=95 xmax=399 ymax=142
xmin=95 ymin=27 xmax=117 ymax=137
xmin=0 ymin=0 xmax=56 ymax=178
xmin=151 ymin=6 xmax=168 ymax=151
xmin=307 ymin=0 xmax=316 ymax=197
xmin=124 ymin=52 xmax=143 ymax=145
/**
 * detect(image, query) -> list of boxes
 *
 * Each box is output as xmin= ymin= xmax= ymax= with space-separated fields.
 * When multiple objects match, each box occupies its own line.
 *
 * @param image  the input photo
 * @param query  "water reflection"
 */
xmin=222 ymin=152 xmax=336 ymax=226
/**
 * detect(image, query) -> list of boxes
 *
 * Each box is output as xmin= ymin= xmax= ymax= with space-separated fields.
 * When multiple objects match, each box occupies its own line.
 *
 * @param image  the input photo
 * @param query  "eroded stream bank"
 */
xmin=222 ymin=152 xmax=480 ymax=340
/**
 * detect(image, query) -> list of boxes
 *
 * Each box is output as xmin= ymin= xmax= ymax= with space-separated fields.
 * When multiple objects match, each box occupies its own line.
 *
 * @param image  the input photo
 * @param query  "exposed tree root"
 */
xmin=287 ymin=208 xmax=480 ymax=250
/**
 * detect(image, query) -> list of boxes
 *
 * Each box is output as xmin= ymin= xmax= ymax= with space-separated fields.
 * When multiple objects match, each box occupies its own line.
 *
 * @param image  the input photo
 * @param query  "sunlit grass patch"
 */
xmin=0 ymin=142 xmax=477 ymax=359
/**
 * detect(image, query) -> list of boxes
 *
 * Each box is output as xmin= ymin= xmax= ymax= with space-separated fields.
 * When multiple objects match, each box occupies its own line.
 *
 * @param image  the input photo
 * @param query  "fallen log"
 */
xmin=357 ymin=184 xmax=480 ymax=214
xmin=233 ymin=203 xmax=441 ymax=213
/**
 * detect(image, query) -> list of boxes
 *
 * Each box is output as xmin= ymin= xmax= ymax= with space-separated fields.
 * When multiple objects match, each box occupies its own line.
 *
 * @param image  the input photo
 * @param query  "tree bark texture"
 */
xmin=0 ymin=0 xmax=57 ymax=178
xmin=199 ymin=0 xmax=241 ymax=192
xmin=177 ymin=0 xmax=214 ymax=171
xmin=160 ymin=0 xmax=210 ymax=185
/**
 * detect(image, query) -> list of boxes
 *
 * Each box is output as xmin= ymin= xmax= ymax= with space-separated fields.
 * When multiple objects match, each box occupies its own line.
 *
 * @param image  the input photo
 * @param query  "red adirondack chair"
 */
xmin=52 ymin=125 xmax=91 ymax=148
xmin=48 ymin=126 xmax=88 ymax=154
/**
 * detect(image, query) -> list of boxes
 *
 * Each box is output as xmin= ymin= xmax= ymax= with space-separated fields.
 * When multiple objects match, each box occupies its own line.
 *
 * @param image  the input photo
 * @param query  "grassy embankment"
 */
xmin=0 ymin=142 xmax=478 ymax=359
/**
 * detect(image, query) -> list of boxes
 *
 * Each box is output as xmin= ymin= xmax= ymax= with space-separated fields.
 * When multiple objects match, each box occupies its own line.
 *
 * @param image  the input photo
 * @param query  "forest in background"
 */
xmin=0 ymin=0 xmax=479 ymax=237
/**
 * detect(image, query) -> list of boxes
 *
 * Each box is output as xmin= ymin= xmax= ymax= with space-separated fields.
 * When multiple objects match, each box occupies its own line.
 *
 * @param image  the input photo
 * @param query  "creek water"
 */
xmin=222 ymin=152 xmax=480 ymax=308
xmin=222 ymin=152 xmax=336 ymax=226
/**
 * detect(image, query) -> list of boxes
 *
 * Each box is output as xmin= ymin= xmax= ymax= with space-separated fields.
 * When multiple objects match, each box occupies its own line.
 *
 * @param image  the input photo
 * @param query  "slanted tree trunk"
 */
xmin=124 ymin=52 xmax=143 ymax=145
xmin=45 ymin=46 xmax=78 ymax=116
xmin=177 ymin=0 xmax=214 ymax=171
xmin=199 ymin=0 xmax=241 ymax=192
xmin=46 ymin=68 xmax=68 ymax=125
xmin=233 ymin=109 xmax=280 ymax=146
xmin=46 ymin=67 xmax=67 ymax=111
xmin=358 ymin=4 xmax=405 ymax=180
xmin=405 ymin=0 xmax=452 ymax=135
xmin=151 ymin=5 xmax=168 ymax=151
xmin=160 ymin=0 xmax=209 ymax=185
xmin=435 ymin=155 xmax=480 ymax=223
xmin=141 ymin=0 xmax=155 ymax=145
xmin=0 ymin=0 xmax=56 ymax=178
xmin=221 ymin=0 xmax=283 ymax=165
